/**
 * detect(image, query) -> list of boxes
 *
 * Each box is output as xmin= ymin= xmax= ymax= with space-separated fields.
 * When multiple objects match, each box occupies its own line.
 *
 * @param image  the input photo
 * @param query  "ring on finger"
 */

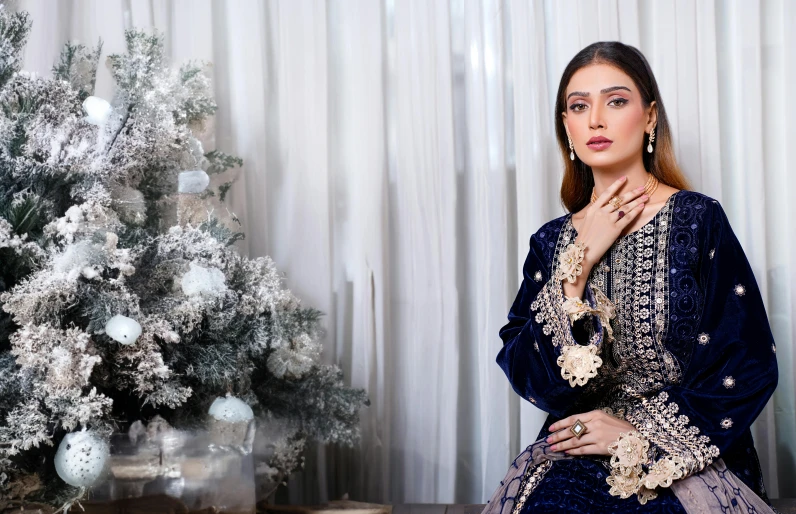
xmin=608 ymin=196 xmax=623 ymax=209
xmin=570 ymin=419 xmax=588 ymax=439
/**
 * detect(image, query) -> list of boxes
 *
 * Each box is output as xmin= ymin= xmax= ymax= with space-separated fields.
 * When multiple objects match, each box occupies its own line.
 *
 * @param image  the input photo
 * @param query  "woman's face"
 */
xmin=561 ymin=63 xmax=656 ymax=170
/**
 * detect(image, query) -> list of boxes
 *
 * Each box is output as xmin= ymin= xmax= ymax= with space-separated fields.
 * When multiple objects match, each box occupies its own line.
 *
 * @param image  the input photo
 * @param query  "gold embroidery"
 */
xmin=607 ymin=431 xmax=687 ymax=504
xmin=642 ymin=455 xmax=686 ymax=489
xmin=510 ymin=460 xmax=553 ymax=514
xmin=562 ymin=295 xmax=597 ymax=324
xmin=581 ymin=193 xmax=681 ymax=396
xmin=531 ymin=276 xmax=601 ymax=350
xmin=557 ymin=344 xmax=602 ymax=387
xmin=555 ymin=241 xmax=587 ymax=284
xmin=607 ymin=471 xmax=643 ymax=500
xmin=622 ymin=391 xmax=720 ymax=478
xmin=608 ymin=430 xmax=649 ymax=469
xmin=606 ymin=431 xmax=651 ymax=503
xmin=562 ymin=288 xmax=616 ymax=336
xmin=529 ymin=225 xmax=608 ymax=388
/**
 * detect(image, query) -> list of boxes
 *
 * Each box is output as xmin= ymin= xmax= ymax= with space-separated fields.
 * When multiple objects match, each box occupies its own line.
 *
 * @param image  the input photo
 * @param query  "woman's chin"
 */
xmin=581 ymin=153 xmax=632 ymax=170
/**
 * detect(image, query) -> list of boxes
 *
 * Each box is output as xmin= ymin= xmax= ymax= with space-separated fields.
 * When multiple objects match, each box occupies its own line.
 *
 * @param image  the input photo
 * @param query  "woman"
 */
xmin=485 ymin=42 xmax=778 ymax=513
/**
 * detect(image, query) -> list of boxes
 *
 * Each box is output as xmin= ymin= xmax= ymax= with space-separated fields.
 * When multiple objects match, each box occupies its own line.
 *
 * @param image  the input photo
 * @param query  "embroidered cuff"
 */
xmin=531 ymin=272 xmax=618 ymax=388
xmin=606 ymin=430 xmax=688 ymax=505
xmin=562 ymin=285 xmax=616 ymax=342
xmin=554 ymin=241 xmax=587 ymax=284
xmin=590 ymin=284 xmax=616 ymax=342
xmin=561 ymin=295 xmax=596 ymax=325
xmin=607 ymin=392 xmax=721 ymax=504
xmin=622 ymin=391 xmax=720 ymax=477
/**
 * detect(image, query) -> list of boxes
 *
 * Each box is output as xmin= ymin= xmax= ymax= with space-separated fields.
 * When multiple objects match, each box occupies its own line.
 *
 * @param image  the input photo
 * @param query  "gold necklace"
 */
xmin=590 ymin=174 xmax=658 ymax=204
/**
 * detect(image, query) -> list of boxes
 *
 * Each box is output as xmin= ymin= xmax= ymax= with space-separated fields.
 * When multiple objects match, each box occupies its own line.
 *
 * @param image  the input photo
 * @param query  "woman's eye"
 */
xmin=569 ymin=98 xmax=628 ymax=112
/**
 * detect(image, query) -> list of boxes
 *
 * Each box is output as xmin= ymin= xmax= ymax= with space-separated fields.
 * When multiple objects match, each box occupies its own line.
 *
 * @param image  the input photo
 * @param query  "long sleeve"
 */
xmin=610 ymin=199 xmax=779 ymax=501
xmin=496 ymin=229 xmax=613 ymax=418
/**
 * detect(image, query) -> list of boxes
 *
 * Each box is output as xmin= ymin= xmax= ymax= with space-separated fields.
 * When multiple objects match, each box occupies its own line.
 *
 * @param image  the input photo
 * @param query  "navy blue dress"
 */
xmin=495 ymin=190 xmax=778 ymax=512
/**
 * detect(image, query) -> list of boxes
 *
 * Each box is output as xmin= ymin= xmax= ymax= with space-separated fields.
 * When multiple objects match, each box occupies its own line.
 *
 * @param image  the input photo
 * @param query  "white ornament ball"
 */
xmin=178 ymin=170 xmax=211 ymax=194
xmin=54 ymin=430 xmax=109 ymax=487
xmin=208 ymin=396 xmax=254 ymax=423
xmin=82 ymin=96 xmax=112 ymax=126
xmin=181 ymin=262 xmax=227 ymax=297
xmin=105 ymin=314 xmax=142 ymax=345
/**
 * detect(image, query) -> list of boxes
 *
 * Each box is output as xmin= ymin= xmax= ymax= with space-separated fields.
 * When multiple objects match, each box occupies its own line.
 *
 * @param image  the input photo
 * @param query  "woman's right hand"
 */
xmin=575 ymin=176 xmax=649 ymax=266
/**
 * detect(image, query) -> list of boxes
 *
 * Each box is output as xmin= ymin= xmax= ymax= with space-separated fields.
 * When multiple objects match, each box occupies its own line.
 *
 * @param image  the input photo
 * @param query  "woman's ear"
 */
xmin=646 ymin=101 xmax=657 ymax=131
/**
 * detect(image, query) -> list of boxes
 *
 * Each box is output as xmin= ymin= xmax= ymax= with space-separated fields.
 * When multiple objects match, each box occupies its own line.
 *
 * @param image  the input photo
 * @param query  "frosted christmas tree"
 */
xmin=0 ymin=9 xmax=367 ymax=510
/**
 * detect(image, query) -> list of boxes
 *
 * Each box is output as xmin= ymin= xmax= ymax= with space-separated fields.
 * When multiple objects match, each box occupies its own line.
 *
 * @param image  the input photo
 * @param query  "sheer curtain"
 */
xmin=17 ymin=0 xmax=796 ymax=504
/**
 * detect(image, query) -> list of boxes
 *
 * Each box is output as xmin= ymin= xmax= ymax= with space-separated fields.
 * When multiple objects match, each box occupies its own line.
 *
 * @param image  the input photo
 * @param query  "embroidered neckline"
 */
xmin=569 ymin=190 xmax=681 ymax=241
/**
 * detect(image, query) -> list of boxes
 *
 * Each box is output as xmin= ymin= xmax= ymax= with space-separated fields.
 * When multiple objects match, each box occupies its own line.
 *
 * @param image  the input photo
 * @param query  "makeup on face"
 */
xmin=563 ymin=66 xmax=642 ymax=160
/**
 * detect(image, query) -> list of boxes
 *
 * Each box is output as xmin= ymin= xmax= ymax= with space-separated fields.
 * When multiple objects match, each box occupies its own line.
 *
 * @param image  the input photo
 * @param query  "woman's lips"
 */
xmin=587 ymin=141 xmax=612 ymax=151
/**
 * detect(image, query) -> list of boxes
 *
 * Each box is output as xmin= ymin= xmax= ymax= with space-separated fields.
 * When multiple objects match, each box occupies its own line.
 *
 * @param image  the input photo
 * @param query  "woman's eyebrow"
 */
xmin=566 ymin=86 xmax=632 ymax=100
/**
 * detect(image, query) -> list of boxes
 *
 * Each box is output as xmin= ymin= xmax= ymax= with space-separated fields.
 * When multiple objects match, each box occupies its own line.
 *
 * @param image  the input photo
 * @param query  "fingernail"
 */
xmin=641 ymin=194 xmax=649 ymax=199
xmin=636 ymin=185 xmax=644 ymax=190
xmin=621 ymin=176 xmax=627 ymax=180
xmin=551 ymin=444 xmax=557 ymax=451
xmin=546 ymin=437 xmax=551 ymax=443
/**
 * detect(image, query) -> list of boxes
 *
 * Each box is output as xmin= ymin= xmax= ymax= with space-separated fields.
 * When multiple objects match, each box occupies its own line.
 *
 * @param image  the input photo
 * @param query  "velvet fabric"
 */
xmin=493 ymin=190 xmax=778 ymax=511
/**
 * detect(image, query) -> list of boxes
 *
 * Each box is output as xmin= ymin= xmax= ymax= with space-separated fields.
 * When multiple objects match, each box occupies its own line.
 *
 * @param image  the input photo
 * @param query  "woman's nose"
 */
xmin=589 ymin=102 xmax=605 ymax=129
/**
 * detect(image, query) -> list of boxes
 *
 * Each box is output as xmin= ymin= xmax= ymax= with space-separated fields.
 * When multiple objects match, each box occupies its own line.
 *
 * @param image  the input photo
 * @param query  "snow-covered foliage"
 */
xmin=0 ymin=8 xmax=367 ymax=507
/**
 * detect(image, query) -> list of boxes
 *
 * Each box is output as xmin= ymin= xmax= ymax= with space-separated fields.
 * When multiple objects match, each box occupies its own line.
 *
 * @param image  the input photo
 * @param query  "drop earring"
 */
xmin=647 ymin=126 xmax=656 ymax=153
xmin=568 ymin=135 xmax=575 ymax=161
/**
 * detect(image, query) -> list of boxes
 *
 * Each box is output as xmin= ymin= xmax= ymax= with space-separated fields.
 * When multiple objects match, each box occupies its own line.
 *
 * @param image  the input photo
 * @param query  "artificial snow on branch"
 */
xmin=0 ymin=9 xmax=367 ymax=508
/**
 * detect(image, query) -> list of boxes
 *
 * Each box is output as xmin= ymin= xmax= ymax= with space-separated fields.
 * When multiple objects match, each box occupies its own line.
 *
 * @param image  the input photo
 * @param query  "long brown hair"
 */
xmin=555 ymin=41 xmax=692 ymax=213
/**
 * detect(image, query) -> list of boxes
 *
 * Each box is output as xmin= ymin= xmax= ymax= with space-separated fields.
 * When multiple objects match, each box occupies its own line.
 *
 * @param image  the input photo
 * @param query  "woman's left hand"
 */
xmin=546 ymin=410 xmax=638 ymax=456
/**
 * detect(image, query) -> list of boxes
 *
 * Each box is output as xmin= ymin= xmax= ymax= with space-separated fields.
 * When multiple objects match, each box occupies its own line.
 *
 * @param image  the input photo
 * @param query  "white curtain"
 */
xmin=18 ymin=0 xmax=796 ymax=504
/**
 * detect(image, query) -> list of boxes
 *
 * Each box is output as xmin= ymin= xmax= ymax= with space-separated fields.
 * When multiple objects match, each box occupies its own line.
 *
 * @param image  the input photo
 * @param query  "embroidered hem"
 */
xmin=510 ymin=460 xmax=553 ymax=514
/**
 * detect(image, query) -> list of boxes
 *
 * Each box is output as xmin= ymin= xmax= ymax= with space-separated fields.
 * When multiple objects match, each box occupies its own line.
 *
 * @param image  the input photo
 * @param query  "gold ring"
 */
xmin=608 ymin=196 xmax=622 ymax=209
xmin=570 ymin=419 xmax=588 ymax=439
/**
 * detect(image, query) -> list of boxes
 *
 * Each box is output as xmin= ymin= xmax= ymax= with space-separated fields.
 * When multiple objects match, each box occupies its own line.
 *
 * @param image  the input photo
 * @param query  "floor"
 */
xmin=391 ymin=500 xmax=796 ymax=514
